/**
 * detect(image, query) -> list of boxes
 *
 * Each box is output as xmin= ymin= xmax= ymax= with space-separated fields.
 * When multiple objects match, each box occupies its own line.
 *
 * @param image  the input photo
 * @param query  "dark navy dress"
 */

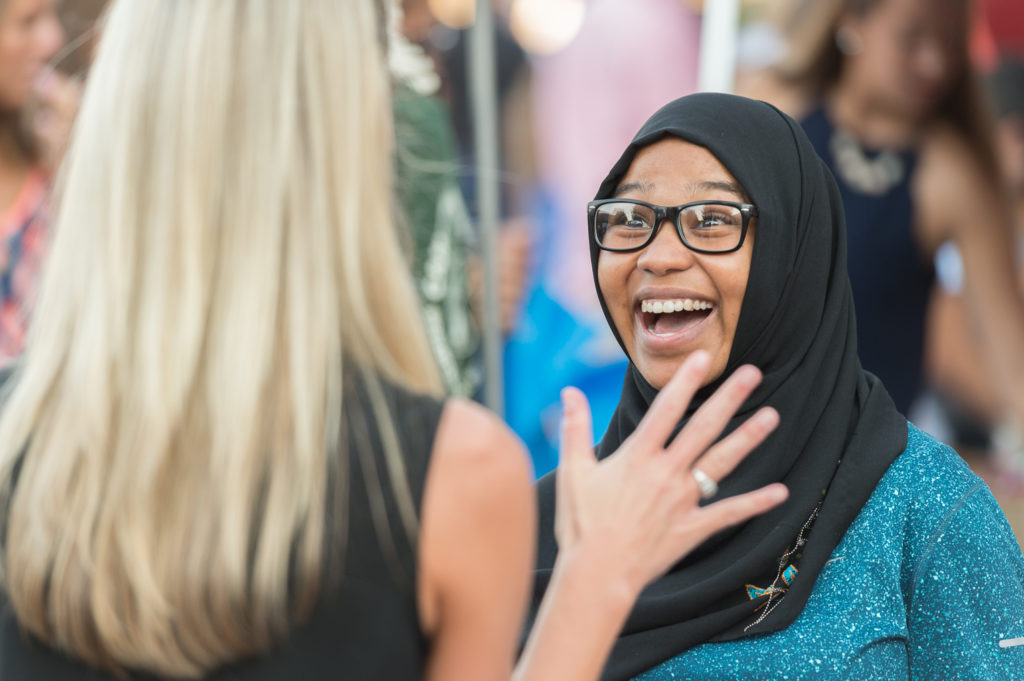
xmin=801 ymin=107 xmax=934 ymax=414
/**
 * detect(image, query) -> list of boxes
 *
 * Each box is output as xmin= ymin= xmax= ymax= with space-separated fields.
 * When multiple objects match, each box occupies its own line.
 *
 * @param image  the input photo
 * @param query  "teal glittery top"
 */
xmin=636 ymin=424 xmax=1024 ymax=680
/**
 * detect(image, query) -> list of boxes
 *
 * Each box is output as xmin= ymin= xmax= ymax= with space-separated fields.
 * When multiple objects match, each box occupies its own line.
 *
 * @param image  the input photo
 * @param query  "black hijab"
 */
xmin=528 ymin=93 xmax=907 ymax=680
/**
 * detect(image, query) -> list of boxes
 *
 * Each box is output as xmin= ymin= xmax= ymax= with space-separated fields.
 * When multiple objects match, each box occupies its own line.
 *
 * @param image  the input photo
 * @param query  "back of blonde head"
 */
xmin=0 ymin=0 xmax=441 ymax=677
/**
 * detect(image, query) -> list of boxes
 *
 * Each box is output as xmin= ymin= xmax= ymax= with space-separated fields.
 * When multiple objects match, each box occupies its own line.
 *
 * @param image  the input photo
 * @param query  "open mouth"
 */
xmin=639 ymin=298 xmax=714 ymax=336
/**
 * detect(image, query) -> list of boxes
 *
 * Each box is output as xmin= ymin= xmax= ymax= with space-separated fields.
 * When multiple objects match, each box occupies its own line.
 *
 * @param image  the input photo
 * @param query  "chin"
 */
xmin=637 ymin=356 xmax=724 ymax=391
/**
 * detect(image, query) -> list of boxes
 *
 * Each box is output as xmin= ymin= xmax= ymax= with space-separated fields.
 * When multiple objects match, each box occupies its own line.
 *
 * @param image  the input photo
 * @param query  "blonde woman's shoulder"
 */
xmin=416 ymin=398 xmax=536 ymax=680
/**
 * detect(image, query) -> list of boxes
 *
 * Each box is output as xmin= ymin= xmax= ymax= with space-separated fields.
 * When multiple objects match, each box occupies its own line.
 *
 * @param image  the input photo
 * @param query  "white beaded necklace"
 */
xmin=829 ymin=127 xmax=906 ymax=196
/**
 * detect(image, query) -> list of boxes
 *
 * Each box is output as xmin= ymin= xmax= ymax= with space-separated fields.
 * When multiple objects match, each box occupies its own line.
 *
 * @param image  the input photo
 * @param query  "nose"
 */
xmin=636 ymin=218 xmax=696 ymax=275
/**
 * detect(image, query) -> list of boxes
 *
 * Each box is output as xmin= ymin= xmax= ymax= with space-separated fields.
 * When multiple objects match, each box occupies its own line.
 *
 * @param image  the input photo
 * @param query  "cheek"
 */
xmin=713 ymin=250 xmax=754 ymax=340
xmin=719 ymin=274 xmax=747 ymax=333
xmin=597 ymin=256 xmax=635 ymax=334
xmin=0 ymin=43 xmax=24 ymax=84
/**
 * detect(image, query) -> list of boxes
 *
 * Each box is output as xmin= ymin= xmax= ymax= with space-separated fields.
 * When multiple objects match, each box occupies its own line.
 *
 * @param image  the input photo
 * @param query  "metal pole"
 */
xmin=469 ymin=0 xmax=504 ymax=415
xmin=698 ymin=0 xmax=741 ymax=93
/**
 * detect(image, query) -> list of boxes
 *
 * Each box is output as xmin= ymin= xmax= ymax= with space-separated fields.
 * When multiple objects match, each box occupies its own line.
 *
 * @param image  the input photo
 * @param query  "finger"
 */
xmin=556 ymin=387 xmax=595 ymax=506
xmin=692 ymin=483 xmax=788 ymax=537
xmin=631 ymin=350 xmax=711 ymax=452
xmin=688 ymin=407 xmax=779 ymax=482
xmin=558 ymin=387 xmax=595 ymax=467
xmin=556 ymin=387 xmax=595 ymax=543
xmin=666 ymin=364 xmax=762 ymax=468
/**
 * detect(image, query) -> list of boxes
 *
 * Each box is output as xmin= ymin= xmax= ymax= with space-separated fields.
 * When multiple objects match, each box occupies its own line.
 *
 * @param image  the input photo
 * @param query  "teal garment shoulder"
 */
xmin=635 ymin=424 xmax=1024 ymax=681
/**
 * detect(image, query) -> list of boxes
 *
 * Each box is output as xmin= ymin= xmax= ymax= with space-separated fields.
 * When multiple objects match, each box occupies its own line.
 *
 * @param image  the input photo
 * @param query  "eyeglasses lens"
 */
xmin=594 ymin=202 xmax=745 ymax=253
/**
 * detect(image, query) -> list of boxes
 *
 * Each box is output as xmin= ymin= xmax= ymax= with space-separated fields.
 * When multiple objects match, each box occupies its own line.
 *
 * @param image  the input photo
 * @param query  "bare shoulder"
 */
xmin=916 ymin=122 xmax=994 ymax=200
xmin=734 ymin=69 xmax=812 ymax=120
xmin=417 ymin=398 xmax=535 ymax=635
xmin=915 ymin=122 xmax=998 ymax=247
xmin=424 ymin=399 xmax=534 ymax=544
xmin=430 ymin=398 xmax=533 ymax=489
xmin=919 ymin=123 xmax=987 ymax=180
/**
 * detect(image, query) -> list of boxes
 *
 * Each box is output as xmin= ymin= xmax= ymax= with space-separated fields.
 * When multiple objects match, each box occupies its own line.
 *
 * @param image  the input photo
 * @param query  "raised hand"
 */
xmin=555 ymin=350 xmax=787 ymax=599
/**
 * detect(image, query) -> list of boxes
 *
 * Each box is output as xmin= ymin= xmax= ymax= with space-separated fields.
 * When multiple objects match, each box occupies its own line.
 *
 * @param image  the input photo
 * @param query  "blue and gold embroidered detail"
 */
xmin=746 ymin=564 xmax=798 ymax=601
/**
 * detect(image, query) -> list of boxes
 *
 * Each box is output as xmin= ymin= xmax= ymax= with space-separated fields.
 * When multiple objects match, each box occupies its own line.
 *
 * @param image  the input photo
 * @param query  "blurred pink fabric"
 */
xmin=0 ymin=168 xmax=47 ymax=361
xmin=531 ymin=0 xmax=701 ymax=328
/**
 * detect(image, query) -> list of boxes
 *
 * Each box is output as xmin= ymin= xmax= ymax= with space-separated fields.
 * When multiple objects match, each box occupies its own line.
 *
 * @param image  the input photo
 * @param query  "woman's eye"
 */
xmin=695 ymin=212 xmax=738 ymax=228
xmin=606 ymin=211 xmax=648 ymax=229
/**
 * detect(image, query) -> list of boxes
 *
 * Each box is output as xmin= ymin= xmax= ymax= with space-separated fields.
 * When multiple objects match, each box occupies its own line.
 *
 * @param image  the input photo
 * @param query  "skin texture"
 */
xmin=0 ymin=0 xmax=62 ymax=112
xmin=596 ymin=138 xmax=756 ymax=389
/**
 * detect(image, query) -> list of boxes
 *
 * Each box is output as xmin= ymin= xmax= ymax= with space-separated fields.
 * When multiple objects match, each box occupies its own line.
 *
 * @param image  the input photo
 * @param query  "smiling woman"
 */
xmin=595 ymin=138 xmax=756 ymax=389
xmin=527 ymin=93 xmax=1024 ymax=681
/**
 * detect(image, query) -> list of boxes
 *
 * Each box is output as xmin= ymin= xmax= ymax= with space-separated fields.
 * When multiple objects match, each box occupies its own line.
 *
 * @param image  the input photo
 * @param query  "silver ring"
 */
xmin=691 ymin=467 xmax=718 ymax=499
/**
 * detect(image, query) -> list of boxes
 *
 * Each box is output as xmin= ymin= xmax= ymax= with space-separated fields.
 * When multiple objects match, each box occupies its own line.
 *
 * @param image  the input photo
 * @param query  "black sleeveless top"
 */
xmin=0 ymin=372 xmax=444 ymax=680
xmin=801 ymin=106 xmax=933 ymax=414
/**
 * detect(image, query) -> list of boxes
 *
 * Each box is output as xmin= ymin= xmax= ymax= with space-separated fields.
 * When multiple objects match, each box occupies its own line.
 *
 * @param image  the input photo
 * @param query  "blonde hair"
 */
xmin=0 ymin=0 xmax=441 ymax=677
xmin=772 ymin=0 xmax=999 ymax=177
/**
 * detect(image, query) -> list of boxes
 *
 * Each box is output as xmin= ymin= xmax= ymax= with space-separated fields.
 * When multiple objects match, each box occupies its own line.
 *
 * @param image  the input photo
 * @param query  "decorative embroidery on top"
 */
xmin=746 ymin=564 xmax=798 ymax=604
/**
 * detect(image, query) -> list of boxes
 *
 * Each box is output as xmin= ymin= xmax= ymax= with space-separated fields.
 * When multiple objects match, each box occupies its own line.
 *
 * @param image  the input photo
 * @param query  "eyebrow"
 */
xmin=612 ymin=181 xmax=653 ymax=198
xmin=693 ymin=181 xmax=749 ymax=201
xmin=611 ymin=179 xmax=750 ymax=201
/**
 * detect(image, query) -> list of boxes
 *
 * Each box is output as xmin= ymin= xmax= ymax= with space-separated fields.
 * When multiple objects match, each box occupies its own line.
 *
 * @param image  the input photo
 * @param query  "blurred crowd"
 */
xmin=1 ymin=0 xmax=1022 ymax=535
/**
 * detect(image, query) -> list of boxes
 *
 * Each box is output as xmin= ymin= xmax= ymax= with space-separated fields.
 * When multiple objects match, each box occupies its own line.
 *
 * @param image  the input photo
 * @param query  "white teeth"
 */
xmin=641 ymin=298 xmax=714 ymax=314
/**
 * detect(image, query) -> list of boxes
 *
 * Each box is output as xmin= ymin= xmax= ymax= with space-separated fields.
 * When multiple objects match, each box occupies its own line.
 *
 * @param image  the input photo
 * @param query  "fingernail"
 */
xmin=560 ymin=387 xmax=577 ymax=412
xmin=690 ymin=350 xmax=711 ymax=371
xmin=737 ymin=365 xmax=762 ymax=388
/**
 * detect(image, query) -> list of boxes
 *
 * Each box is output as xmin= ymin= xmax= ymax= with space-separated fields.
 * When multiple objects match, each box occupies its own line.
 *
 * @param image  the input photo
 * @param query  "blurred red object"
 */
xmin=973 ymin=0 xmax=1024 ymax=71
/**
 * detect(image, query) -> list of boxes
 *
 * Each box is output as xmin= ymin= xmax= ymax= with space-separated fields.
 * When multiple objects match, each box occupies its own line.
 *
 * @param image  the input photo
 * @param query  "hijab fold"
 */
xmin=528 ymin=94 xmax=907 ymax=680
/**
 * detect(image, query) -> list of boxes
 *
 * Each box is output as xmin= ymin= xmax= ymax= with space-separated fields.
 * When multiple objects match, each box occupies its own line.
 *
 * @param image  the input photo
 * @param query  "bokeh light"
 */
xmin=509 ymin=0 xmax=586 ymax=56
xmin=427 ymin=0 xmax=475 ymax=30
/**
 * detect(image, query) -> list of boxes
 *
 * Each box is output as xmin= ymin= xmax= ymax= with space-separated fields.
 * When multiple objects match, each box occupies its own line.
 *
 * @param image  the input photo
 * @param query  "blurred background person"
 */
xmin=0 ymin=0 xmax=63 ymax=359
xmin=739 ymin=0 xmax=1024 ymax=496
xmin=925 ymin=56 xmax=1024 ymax=515
xmin=51 ymin=0 xmax=107 ymax=76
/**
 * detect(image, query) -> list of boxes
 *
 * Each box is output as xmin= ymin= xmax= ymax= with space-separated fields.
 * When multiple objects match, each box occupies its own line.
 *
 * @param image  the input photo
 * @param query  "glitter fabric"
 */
xmin=635 ymin=424 xmax=1024 ymax=680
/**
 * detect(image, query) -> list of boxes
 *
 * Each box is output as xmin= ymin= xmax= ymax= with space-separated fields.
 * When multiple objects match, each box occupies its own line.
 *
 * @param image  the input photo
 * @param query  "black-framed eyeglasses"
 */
xmin=589 ymin=198 xmax=758 ymax=254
